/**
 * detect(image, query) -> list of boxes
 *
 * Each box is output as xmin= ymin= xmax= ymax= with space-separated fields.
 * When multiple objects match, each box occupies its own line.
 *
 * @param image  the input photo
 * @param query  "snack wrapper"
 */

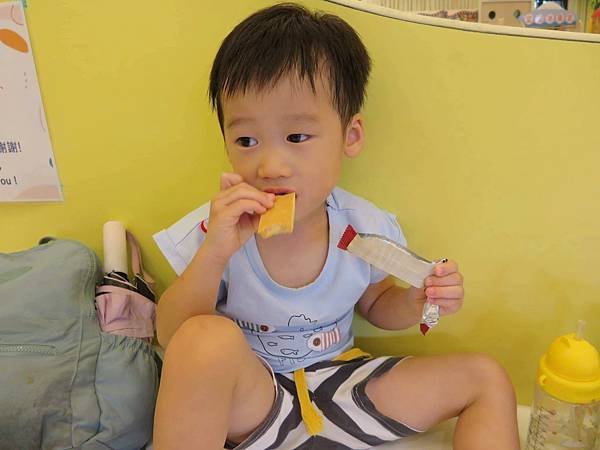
xmin=337 ymin=224 xmax=444 ymax=335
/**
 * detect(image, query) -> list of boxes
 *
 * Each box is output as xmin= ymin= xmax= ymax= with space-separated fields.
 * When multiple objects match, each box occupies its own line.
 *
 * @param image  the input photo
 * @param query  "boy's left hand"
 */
xmin=411 ymin=259 xmax=464 ymax=316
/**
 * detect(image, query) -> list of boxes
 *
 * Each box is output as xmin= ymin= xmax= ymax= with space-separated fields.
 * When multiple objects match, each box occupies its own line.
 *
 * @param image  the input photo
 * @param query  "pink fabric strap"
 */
xmin=126 ymin=231 xmax=155 ymax=287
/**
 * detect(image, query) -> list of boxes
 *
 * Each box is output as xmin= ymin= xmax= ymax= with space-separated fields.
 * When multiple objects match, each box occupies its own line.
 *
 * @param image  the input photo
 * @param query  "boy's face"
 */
xmin=221 ymin=75 xmax=364 ymax=226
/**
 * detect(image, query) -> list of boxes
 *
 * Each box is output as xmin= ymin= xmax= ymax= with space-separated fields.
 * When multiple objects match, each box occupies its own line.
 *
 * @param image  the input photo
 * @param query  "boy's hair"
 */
xmin=209 ymin=2 xmax=371 ymax=131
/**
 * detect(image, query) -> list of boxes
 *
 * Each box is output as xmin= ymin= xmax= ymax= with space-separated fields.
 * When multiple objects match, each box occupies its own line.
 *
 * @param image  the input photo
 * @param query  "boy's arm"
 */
xmin=356 ymin=276 xmax=422 ymax=330
xmin=156 ymin=173 xmax=275 ymax=348
xmin=156 ymin=246 xmax=227 ymax=348
xmin=356 ymin=261 xmax=464 ymax=330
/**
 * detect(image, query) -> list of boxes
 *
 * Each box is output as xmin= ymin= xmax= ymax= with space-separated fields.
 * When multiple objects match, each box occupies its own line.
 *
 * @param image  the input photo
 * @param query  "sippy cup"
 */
xmin=526 ymin=321 xmax=600 ymax=450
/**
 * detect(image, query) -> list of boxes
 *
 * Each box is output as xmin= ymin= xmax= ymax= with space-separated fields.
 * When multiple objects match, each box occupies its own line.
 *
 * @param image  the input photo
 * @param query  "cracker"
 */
xmin=258 ymin=193 xmax=295 ymax=238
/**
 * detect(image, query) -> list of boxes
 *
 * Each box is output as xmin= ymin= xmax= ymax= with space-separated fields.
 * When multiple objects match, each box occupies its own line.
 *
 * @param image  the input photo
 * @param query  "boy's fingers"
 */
xmin=220 ymin=172 xmax=244 ymax=191
xmin=222 ymin=199 xmax=268 ymax=220
xmin=425 ymin=285 xmax=464 ymax=300
xmin=433 ymin=259 xmax=458 ymax=276
xmin=425 ymin=272 xmax=463 ymax=287
xmin=217 ymin=183 xmax=274 ymax=208
xmin=432 ymin=298 xmax=463 ymax=314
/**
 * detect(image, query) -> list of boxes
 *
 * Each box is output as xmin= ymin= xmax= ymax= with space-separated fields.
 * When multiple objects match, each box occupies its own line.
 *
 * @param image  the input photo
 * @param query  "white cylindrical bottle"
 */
xmin=102 ymin=221 xmax=127 ymax=276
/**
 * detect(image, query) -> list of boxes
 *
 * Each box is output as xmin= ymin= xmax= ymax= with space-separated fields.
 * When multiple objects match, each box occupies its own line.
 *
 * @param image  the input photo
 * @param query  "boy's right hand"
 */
xmin=202 ymin=172 xmax=275 ymax=265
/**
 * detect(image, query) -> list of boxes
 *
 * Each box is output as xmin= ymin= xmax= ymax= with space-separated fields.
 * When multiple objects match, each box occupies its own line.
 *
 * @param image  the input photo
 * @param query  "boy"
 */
xmin=153 ymin=3 xmax=520 ymax=449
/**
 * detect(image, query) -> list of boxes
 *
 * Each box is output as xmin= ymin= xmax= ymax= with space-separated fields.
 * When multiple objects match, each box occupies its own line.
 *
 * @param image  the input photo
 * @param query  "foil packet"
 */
xmin=337 ymin=224 xmax=445 ymax=335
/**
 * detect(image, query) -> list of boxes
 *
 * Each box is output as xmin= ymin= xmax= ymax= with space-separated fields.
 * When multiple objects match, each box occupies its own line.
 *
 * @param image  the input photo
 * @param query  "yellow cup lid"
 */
xmin=537 ymin=326 xmax=600 ymax=404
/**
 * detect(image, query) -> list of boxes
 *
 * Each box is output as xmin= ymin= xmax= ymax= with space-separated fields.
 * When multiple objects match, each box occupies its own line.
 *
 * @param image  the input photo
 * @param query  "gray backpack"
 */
xmin=0 ymin=239 xmax=158 ymax=450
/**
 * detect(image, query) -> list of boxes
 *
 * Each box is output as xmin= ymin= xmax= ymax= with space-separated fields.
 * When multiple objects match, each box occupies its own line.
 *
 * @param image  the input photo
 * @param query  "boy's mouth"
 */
xmin=263 ymin=188 xmax=296 ymax=196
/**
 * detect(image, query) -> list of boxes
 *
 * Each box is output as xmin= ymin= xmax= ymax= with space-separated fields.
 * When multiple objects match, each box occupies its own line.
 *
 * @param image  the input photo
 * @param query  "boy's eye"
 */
xmin=287 ymin=134 xmax=309 ymax=143
xmin=236 ymin=137 xmax=258 ymax=147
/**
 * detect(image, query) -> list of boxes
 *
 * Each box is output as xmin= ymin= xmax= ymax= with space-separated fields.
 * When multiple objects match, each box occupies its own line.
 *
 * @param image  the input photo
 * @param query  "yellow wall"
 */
xmin=1 ymin=0 xmax=599 ymax=405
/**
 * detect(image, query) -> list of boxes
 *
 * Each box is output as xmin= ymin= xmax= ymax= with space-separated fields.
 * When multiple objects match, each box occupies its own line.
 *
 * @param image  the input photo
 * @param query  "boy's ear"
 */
xmin=344 ymin=113 xmax=364 ymax=158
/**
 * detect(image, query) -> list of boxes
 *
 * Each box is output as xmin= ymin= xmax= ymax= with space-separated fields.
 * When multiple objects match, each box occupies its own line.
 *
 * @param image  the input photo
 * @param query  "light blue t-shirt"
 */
xmin=154 ymin=187 xmax=406 ymax=373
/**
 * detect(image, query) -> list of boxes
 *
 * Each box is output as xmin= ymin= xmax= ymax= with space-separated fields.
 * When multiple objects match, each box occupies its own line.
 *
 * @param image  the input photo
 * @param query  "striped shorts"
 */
xmin=225 ymin=351 xmax=421 ymax=450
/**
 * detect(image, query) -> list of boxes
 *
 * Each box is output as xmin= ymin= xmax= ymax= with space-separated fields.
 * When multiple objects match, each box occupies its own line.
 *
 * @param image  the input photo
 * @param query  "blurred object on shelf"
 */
xmin=447 ymin=8 xmax=479 ymax=19
xmin=480 ymin=0 xmax=532 ymax=26
xmin=534 ymin=0 xmax=567 ymax=10
xmin=520 ymin=1 xmax=577 ymax=30
xmin=361 ymin=0 xmax=596 ymax=32
xmin=362 ymin=0 xmax=479 ymax=13
xmin=416 ymin=8 xmax=449 ymax=16
xmin=587 ymin=0 xmax=600 ymax=32
xmin=402 ymin=7 xmax=479 ymax=20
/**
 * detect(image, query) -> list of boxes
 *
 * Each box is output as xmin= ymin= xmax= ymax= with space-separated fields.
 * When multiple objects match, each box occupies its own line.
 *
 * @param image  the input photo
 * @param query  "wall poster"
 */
xmin=0 ymin=1 xmax=62 ymax=202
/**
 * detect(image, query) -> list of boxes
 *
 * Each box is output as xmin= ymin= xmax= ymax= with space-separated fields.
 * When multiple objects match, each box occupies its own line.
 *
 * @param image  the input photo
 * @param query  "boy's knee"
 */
xmin=468 ymin=353 xmax=516 ymax=398
xmin=167 ymin=314 xmax=246 ymax=359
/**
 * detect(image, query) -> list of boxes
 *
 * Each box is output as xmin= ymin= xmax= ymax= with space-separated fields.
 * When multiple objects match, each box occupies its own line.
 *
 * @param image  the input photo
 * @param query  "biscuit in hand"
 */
xmin=258 ymin=193 xmax=295 ymax=238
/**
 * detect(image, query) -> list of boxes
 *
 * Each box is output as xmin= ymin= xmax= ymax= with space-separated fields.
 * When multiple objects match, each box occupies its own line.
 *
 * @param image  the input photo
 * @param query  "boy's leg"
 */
xmin=364 ymin=353 xmax=520 ymax=450
xmin=153 ymin=315 xmax=276 ymax=450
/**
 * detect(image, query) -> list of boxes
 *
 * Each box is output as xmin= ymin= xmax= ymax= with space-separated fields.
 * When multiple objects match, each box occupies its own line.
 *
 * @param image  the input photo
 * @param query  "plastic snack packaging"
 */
xmin=337 ymin=224 xmax=446 ymax=335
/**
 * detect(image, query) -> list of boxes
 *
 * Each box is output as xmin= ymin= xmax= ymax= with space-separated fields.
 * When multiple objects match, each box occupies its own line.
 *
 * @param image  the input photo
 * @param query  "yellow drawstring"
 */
xmin=333 ymin=347 xmax=371 ymax=362
xmin=293 ymin=368 xmax=323 ymax=435
xmin=293 ymin=348 xmax=371 ymax=436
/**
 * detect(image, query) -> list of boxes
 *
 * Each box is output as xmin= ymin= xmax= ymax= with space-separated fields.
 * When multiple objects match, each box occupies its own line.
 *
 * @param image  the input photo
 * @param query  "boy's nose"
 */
xmin=257 ymin=150 xmax=292 ymax=179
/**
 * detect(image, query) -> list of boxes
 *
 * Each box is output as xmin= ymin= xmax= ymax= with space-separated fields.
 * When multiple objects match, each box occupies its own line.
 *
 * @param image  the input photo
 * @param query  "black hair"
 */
xmin=209 ymin=2 xmax=371 ymax=131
